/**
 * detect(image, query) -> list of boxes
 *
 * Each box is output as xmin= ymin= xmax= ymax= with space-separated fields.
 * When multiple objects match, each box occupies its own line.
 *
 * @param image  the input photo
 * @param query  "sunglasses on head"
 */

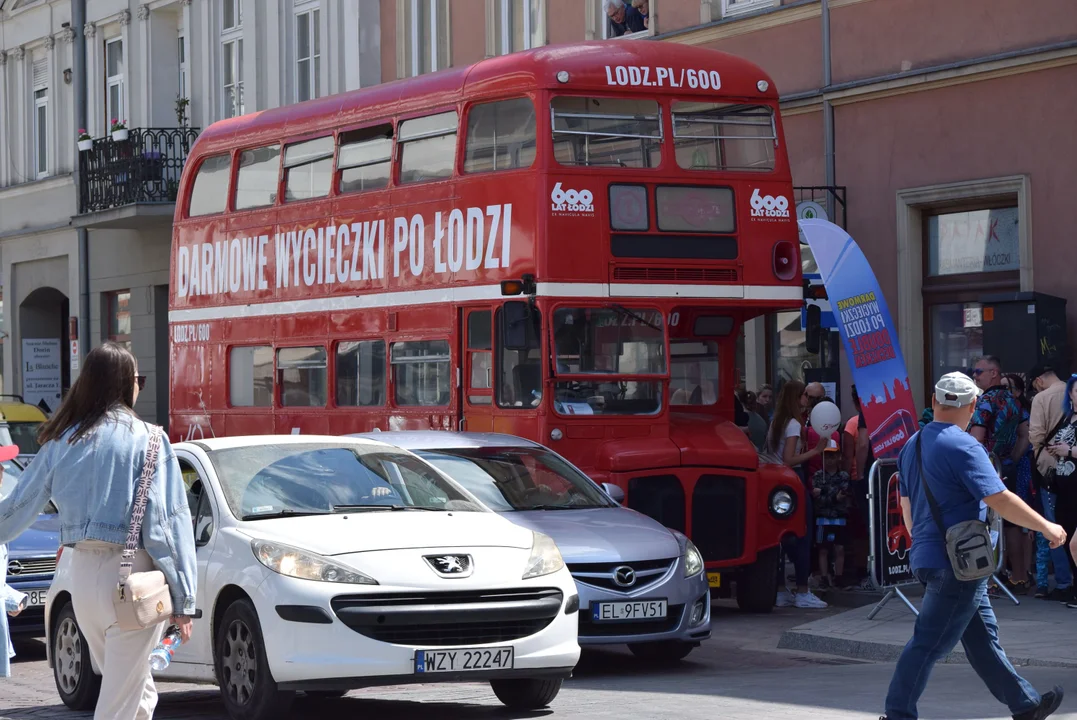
xmin=135 ymin=375 xmax=146 ymax=391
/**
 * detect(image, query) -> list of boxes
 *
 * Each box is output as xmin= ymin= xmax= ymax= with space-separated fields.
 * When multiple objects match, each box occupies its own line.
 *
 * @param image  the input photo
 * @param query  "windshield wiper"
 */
xmin=611 ymin=304 xmax=662 ymax=332
xmin=242 ymin=509 xmax=331 ymax=521
xmin=332 ymin=504 xmax=447 ymax=513
xmin=524 ymin=504 xmax=588 ymax=511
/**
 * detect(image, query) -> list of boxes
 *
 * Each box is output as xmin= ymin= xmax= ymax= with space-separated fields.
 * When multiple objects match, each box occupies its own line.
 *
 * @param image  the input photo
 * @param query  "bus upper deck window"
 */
xmin=671 ymin=102 xmax=776 ymax=172
xmin=398 ymin=110 xmax=458 ymax=185
xmin=338 ymin=125 xmax=393 ymax=194
xmin=235 ymin=144 xmax=281 ymax=210
xmin=284 ymin=136 xmax=333 ymax=202
xmin=464 ymin=98 xmax=537 ymax=174
xmin=551 ymin=97 xmax=662 ymax=169
xmin=188 ymin=153 xmax=231 ymax=216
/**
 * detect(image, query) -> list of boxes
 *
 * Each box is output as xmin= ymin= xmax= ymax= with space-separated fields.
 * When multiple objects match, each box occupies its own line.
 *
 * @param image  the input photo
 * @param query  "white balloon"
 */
xmin=810 ymin=401 xmax=842 ymax=437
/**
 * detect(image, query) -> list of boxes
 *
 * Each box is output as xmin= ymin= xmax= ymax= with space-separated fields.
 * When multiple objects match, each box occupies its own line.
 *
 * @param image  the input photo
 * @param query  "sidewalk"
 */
xmin=778 ymin=591 xmax=1077 ymax=668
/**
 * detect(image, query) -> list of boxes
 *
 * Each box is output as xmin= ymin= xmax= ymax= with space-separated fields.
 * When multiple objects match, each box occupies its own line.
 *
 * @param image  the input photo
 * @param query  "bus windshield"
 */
xmin=552 ymin=307 xmax=665 ymax=375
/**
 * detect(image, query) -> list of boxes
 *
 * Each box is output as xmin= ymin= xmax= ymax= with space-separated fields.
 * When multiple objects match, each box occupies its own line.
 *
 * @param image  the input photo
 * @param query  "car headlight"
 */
xmin=770 ymin=487 xmax=796 ymax=518
xmin=251 ymin=539 xmax=378 ymax=585
xmin=522 ymin=531 xmax=565 ymax=580
xmin=683 ymin=539 xmax=704 ymax=577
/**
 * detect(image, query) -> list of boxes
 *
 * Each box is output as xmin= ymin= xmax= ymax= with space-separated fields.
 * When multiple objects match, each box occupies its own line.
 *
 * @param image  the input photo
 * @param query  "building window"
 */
xmin=178 ymin=35 xmax=188 ymax=100
xmin=277 ymin=346 xmax=327 ymax=407
xmin=595 ymin=0 xmax=651 ymax=39
xmin=222 ymin=39 xmax=244 ymax=119
xmin=391 ymin=340 xmax=451 ymax=406
xmin=107 ymin=291 xmax=132 ymax=350
xmin=401 ymin=0 xmax=450 ymax=77
xmin=33 ymin=87 xmax=48 ymax=178
xmin=229 ymin=346 xmax=273 ymax=407
xmin=295 ymin=7 xmax=321 ymax=102
xmin=491 ymin=0 xmax=545 ymax=55
xmin=106 ymin=38 xmax=124 ymax=128
xmin=922 ymin=204 xmax=1019 ymax=385
xmin=335 ymin=340 xmax=386 ymax=406
xmin=223 ymin=0 xmax=242 ymax=30
xmin=719 ymin=0 xmax=776 ymax=18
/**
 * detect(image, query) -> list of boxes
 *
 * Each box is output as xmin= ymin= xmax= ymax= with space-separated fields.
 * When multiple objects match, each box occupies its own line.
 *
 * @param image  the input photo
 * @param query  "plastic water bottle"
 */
xmin=149 ymin=627 xmax=182 ymax=671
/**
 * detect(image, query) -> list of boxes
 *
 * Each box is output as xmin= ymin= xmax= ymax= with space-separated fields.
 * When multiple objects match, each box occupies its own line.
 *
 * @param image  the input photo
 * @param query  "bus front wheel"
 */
xmin=736 ymin=546 xmax=780 ymax=613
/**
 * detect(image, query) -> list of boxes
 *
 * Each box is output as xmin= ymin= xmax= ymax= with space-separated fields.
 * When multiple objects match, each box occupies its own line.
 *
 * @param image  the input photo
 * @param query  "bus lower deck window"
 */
xmin=390 ymin=340 xmax=451 ymax=406
xmin=336 ymin=340 xmax=386 ymax=407
xmin=277 ymin=346 xmax=328 ymax=407
xmin=230 ymin=346 xmax=273 ymax=407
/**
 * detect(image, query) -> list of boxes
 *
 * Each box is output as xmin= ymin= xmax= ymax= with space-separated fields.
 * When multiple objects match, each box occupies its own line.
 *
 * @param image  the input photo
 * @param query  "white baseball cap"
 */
xmin=934 ymin=371 xmax=982 ymax=408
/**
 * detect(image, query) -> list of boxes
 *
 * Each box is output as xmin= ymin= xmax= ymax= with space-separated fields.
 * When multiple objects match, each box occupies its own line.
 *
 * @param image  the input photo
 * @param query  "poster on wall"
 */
xmin=22 ymin=338 xmax=62 ymax=414
xmin=797 ymin=220 xmax=918 ymax=460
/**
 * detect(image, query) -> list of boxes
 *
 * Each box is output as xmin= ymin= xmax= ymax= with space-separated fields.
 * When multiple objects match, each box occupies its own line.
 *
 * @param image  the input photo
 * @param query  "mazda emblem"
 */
xmin=612 ymin=565 xmax=636 ymax=588
xmin=424 ymin=554 xmax=474 ymax=578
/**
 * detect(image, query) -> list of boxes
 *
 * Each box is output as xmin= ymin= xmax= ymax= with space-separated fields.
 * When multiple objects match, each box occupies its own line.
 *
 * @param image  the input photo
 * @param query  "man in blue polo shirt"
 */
xmin=881 ymin=372 xmax=1066 ymax=720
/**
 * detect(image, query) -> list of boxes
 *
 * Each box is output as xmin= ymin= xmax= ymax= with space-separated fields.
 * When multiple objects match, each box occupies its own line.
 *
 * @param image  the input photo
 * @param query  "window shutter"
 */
xmin=32 ymin=58 xmax=48 ymax=89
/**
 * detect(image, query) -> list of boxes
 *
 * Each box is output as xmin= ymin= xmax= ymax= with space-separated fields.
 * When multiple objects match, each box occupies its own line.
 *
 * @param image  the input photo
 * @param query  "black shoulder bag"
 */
xmin=917 ymin=434 xmax=998 ymax=582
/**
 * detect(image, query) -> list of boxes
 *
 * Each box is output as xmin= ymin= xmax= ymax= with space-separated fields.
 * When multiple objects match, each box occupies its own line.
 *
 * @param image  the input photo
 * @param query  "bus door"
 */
xmin=460 ymin=308 xmax=495 ymax=432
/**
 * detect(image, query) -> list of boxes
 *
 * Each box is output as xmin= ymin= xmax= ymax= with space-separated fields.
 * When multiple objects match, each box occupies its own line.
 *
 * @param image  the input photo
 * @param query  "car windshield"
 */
xmin=206 ymin=443 xmax=484 ymax=519
xmin=415 ymin=447 xmax=613 ymax=512
xmin=0 ymin=459 xmax=56 ymax=513
xmin=8 ymin=422 xmax=42 ymax=455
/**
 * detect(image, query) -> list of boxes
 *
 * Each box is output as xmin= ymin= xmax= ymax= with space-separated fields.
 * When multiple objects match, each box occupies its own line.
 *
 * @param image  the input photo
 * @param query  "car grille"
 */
xmin=6 ymin=556 xmax=55 ymax=577
xmin=578 ymin=604 xmax=684 ymax=637
xmin=692 ymin=475 xmax=746 ymax=562
xmin=331 ymin=588 xmax=563 ymax=646
xmin=626 ymin=475 xmax=686 ymax=534
xmin=568 ymin=558 xmax=677 ymax=593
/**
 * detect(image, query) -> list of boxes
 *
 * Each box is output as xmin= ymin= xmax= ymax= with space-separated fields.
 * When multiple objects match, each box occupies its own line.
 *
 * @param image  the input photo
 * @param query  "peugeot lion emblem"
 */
xmin=612 ymin=565 xmax=636 ymax=588
xmin=424 ymin=554 xmax=474 ymax=578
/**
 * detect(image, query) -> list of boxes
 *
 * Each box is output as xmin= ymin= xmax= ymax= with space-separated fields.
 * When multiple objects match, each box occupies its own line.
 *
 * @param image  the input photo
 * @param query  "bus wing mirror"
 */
xmin=502 ymin=301 xmax=537 ymax=350
xmin=805 ymin=305 xmax=821 ymax=355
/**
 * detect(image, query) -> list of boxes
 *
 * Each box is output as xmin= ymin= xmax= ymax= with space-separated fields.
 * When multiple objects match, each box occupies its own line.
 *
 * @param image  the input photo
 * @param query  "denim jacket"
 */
xmin=0 ymin=412 xmax=196 ymax=616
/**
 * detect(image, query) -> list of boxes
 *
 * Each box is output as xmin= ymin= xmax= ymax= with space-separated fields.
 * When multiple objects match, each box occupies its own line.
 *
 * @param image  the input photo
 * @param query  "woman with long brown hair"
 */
xmin=766 ymin=380 xmax=829 ymax=609
xmin=0 ymin=342 xmax=196 ymax=719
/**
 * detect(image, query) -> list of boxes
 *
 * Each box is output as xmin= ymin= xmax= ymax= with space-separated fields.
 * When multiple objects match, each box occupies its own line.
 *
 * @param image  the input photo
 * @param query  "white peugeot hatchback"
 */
xmin=44 ymin=436 xmax=580 ymax=719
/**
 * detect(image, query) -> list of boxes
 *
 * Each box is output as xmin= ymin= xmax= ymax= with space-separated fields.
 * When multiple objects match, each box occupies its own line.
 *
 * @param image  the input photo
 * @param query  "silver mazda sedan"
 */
xmin=353 ymin=432 xmax=711 ymax=662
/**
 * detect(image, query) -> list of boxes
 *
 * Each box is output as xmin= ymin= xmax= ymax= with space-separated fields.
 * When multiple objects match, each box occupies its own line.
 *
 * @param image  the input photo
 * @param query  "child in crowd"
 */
xmin=813 ymin=440 xmax=852 ymax=589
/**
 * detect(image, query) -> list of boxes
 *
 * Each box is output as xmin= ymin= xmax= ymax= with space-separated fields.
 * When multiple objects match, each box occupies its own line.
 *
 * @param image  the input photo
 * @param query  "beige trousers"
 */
xmin=70 ymin=541 xmax=168 ymax=720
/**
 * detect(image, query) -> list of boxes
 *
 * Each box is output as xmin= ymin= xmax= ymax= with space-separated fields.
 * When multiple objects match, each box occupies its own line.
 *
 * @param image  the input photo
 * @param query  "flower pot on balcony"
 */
xmin=77 ymin=139 xmax=94 ymax=152
xmin=112 ymin=128 xmax=129 ymax=142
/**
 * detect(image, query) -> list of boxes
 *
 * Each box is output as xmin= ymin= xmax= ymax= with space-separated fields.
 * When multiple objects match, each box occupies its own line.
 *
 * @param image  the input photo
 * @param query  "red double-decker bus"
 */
xmin=169 ymin=41 xmax=805 ymax=611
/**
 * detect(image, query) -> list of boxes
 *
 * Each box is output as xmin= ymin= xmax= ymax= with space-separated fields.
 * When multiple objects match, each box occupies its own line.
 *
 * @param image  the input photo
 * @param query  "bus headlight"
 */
xmin=769 ymin=487 xmax=796 ymax=519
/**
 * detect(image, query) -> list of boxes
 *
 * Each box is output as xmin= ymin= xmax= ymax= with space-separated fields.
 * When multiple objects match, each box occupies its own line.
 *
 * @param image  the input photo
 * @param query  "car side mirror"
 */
xmin=602 ymin=483 xmax=625 ymax=504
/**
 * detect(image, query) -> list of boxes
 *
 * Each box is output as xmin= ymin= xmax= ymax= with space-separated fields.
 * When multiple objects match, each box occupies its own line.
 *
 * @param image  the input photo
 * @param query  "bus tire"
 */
xmin=736 ymin=546 xmax=779 ymax=613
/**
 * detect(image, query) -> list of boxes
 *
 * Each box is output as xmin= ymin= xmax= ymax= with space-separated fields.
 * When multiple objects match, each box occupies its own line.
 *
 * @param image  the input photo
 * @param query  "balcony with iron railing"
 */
xmin=75 ymin=127 xmax=199 ymax=228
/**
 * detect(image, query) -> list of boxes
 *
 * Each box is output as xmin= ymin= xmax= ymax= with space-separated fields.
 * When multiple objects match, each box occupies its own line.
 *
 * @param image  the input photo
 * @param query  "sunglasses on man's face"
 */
xmin=135 ymin=375 xmax=147 ymax=391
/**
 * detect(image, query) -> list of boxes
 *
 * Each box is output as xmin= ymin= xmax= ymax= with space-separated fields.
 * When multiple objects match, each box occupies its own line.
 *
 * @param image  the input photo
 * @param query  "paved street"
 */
xmin=4 ymin=602 xmax=1076 ymax=720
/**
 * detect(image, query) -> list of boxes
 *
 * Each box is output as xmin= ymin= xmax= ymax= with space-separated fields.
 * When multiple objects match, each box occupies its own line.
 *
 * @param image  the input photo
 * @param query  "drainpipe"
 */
xmin=72 ymin=0 xmax=89 ymax=372
xmin=821 ymin=0 xmax=836 ymax=221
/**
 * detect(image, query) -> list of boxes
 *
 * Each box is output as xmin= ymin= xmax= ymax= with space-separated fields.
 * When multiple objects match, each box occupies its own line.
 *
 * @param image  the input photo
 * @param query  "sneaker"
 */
xmin=1013 ymin=685 xmax=1064 ymax=720
xmin=775 ymin=589 xmax=795 ymax=608
xmin=1047 ymin=587 xmax=1070 ymax=602
xmin=794 ymin=590 xmax=829 ymax=609
xmin=1035 ymin=586 xmax=1049 ymax=599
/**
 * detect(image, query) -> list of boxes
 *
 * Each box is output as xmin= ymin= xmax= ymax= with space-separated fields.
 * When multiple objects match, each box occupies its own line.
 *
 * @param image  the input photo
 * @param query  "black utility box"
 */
xmin=980 ymin=292 xmax=1068 ymax=375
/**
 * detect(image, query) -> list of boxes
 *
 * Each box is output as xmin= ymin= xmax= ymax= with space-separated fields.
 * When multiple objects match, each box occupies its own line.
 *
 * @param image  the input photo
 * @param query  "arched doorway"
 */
xmin=19 ymin=287 xmax=70 ymax=415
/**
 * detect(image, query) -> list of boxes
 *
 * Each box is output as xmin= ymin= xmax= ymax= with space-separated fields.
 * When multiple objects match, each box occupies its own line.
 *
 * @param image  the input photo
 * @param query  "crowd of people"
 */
xmin=733 ymin=356 xmax=1077 ymax=611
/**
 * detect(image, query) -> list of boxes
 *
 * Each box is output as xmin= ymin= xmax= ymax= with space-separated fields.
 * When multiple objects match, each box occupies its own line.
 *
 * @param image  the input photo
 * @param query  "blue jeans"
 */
xmin=778 ymin=480 xmax=813 ymax=588
xmin=884 ymin=567 xmax=1040 ymax=720
xmin=1039 ymin=490 xmax=1073 ymax=589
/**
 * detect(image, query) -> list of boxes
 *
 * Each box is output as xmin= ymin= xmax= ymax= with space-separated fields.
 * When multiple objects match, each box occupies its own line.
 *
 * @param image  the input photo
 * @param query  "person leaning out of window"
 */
xmin=0 ymin=343 xmax=197 ymax=720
